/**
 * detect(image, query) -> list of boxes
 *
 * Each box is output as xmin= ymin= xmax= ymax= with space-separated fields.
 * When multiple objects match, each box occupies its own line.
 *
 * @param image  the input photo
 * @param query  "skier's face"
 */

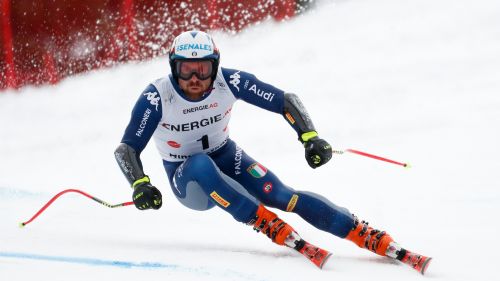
xmin=178 ymin=75 xmax=212 ymax=100
xmin=176 ymin=60 xmax=213 ymax=100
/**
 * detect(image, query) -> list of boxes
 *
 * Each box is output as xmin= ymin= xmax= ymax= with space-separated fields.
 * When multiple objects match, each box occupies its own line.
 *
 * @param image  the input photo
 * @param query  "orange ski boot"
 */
xmin=249 ymin=204 xmax=331 ymax=268
xmin=346 ymin=216 xmax=432 ymax=274
xmin=345 ymin=217 xmax=394 ymax=256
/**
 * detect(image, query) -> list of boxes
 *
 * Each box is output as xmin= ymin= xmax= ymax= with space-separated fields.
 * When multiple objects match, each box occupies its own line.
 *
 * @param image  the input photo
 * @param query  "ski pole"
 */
xmin=331 ymin=148 xmax=410 ymax=168
xmin=19 ymin=189 xmax=133 ymax=228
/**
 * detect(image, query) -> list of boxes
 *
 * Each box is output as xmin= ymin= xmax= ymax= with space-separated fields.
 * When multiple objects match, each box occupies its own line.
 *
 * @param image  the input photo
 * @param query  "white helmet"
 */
xmin=168 ymin=30 xmax=220 ymax=81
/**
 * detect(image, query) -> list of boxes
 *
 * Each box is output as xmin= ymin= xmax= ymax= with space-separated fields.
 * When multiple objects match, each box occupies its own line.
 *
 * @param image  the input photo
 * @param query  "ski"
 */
xmin=386 ymin=242 xmax=432 ymax=275
xmin=394 ymin=247 xmax=432 ymax=275
xmin=294 ymin=240 xmax=332 ymax=269
xmin=402 ymin=253 xmax=432 ymax=275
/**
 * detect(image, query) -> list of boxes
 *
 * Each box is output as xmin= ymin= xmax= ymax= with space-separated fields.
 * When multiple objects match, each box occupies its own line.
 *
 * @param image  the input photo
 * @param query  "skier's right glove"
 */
xmin=132 ymin=176 xmax=162 ymax=210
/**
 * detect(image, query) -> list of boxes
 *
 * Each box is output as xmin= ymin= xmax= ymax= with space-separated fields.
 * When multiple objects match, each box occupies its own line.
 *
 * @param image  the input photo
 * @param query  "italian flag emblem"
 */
xmin=247 ymin=163 xmax=267 ymax=178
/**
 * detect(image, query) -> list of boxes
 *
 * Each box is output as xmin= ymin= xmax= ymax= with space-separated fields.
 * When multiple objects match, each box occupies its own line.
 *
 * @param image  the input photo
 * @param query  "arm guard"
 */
xmin=114 ymin=143 xmax=146 ymax=187
xmin=283 ymin=93 xmax=317 ymax=142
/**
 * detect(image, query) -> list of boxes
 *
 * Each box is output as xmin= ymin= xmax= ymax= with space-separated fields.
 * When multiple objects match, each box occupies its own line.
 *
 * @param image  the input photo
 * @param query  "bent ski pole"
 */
xmin=20 ymin=189 xmax=133 ymax=227
xmin=332 ymin=148 xmax=410 ymax=168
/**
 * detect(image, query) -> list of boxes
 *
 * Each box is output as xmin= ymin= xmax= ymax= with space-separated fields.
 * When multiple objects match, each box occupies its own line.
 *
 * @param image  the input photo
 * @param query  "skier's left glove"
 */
xmin=132 ymin=176 xmax=162 ymax=210
xmin=302 ymin=132 xmax=332 ymax=169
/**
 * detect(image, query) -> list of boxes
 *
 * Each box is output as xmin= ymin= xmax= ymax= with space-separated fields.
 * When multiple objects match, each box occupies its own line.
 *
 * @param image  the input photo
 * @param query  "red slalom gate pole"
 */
xmin=1 ymin=0 xmax=17 ymax=89
xmin=20 ymin=189 xmax=133 ymax=228
xmin=121 ymin=0 xmax=138 ymax=60
xmin=332 ymin=148 xmax=410 ymax=168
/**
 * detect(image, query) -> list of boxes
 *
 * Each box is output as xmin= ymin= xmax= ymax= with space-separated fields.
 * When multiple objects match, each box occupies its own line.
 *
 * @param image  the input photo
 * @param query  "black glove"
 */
xmin=132 ymin=181 xmax=162 ymax=210
xmin=304 ymin=137 xmax=332 ymax=169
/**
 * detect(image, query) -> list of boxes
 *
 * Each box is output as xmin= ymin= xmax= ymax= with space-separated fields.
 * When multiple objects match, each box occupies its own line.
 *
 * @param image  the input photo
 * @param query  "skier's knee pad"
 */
xmin=172 ymin=153 xmax=259 ymax=221
xmin=170 ymin=153 xmax=217 ymax=211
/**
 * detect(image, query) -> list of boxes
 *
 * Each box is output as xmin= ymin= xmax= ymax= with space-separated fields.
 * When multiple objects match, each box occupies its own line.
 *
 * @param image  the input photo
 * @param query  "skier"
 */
xmin=114 ymin=30 xmax=431 ymax=273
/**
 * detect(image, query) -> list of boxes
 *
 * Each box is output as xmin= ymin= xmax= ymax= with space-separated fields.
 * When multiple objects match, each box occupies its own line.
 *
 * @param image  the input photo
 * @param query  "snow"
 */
xmin=1 ymin=0 xmax=499 ymax=280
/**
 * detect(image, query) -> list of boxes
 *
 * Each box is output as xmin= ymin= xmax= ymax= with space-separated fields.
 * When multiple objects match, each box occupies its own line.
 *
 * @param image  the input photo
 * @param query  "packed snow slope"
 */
xmin=1 ymin=0 xmax=499 ymax=280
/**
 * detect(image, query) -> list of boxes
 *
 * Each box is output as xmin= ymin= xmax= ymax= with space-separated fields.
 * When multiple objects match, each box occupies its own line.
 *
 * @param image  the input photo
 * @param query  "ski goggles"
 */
xmin=175 ymin=60 xmax=214 ymax=80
